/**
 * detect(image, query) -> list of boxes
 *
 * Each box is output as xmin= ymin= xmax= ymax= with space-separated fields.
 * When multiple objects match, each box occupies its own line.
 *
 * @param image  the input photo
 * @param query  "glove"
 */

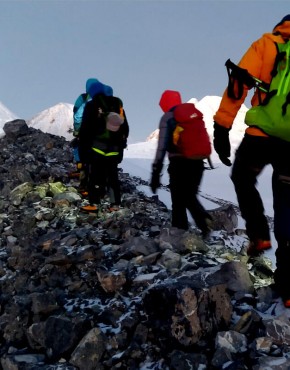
xmin=213 ymin=122 xmax=232 ymax=166
xmin=150 ymin=163 xmax=163 ymax=194
xmin=121 ymin=138 xmax=127 ymax=149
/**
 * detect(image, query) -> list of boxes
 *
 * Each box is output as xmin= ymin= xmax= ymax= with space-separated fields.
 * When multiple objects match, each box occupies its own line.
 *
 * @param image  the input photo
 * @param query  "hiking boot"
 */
xmin=109 ymin=204 xmax=121 ymax=212
xmin=247 ymin=239 xmax=272 ymax=257
xmin=68 ymin=171 xmax=80 ymax=179
xmin=80 ymin=204 xmax=98 ymax=213
xmin=200 ymin=217 xmax=213 ymax=239
xmin=80 ymin=190 xmax=88 ymax=197
xmin=270 ymin=282 xmax=290 ymax=307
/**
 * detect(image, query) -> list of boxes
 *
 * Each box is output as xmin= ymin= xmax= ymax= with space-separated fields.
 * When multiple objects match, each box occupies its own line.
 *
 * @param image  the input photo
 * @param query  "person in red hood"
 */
xmin=213 ymin=15 xmax=290 ymax=307
xmin=150 ymin=90 xmax=212 ymax=238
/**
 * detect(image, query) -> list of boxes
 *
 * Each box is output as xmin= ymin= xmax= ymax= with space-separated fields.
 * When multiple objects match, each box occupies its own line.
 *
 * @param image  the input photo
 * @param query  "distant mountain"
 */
xmin=194 ymin=95 xmax=248 ymax=149
xmin=27 ymin=102 xmax=74 ymax=141
xmin=0 ymin=102 xmax=18 ymax=138
xmin=0 ymin=96 xmax=248 ymax=144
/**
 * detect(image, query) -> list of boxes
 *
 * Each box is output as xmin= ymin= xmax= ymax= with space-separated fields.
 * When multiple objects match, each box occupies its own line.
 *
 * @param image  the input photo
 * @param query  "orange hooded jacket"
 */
xmin=214 ymin=17 xmax=290 ymax=137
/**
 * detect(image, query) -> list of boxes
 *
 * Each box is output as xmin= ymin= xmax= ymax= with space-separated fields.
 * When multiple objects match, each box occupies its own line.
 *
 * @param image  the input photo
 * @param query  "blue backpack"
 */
xmin=73 ymin=93 xmax=90 ymax=136
xmin=73 ymin=79 xmax=113 ymax=136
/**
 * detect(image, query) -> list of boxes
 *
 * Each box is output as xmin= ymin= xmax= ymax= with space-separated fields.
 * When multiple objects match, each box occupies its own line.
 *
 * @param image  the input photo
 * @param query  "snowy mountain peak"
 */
xmin=146 ymin=129 xmax=159 ymax=141
xmin=0 ymin=96 xmax=248 ymax=144
xmin=146 ymin=96 xmax=248 ymax=145
xmin=27 ymin=102 xmax=74 ymax=141
xmin=0 ymin=101 xmax=19 ymax=139
xmin=0 ymin=101 xmax=18 ymax=123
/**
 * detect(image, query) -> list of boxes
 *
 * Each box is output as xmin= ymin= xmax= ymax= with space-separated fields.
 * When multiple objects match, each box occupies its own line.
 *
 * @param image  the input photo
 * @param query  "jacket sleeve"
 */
xmin=214 ymin=36 xmax=267 ymax=129
xmin=78 ymin=102 xmax=94 ymax=163
xmin=122 ymin=110 xmax=129 ymax=142
xmin=152 ymin=112 xmax=173 ymax=167
xmin=73 ymin=103 xmax=86 ymax=134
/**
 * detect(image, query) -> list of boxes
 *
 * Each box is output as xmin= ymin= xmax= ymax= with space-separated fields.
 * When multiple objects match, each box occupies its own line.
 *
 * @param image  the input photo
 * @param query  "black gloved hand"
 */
xmin=121 ymin=139 xmax=127 ymax=149
xmin=213 ymin=122 xmax=232 ymax=166
xmin=150 ymin=163 xmax=163 ymax=194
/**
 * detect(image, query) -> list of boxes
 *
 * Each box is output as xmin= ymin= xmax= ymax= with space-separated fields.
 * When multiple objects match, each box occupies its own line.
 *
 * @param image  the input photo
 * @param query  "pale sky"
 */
xmin=1 ymin=0 xmax=288 ymax=142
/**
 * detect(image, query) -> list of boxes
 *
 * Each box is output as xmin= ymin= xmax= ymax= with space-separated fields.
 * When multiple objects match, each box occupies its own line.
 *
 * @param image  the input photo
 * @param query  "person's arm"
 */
xmin=214 ymin=36 xmax=266 ymax=129
xmin=150 ymin=112 xmax=172 ymax=193
xmin=213 ymin=36 xmax=267 ymax=166
xmin=78 ymin=102 xmax=93 ymax=163
xmin=152 ymin=112 xmax=172 ymax=167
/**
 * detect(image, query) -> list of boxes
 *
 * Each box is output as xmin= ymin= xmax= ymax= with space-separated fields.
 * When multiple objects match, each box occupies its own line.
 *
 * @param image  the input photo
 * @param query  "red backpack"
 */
xmin=172 ymin=103 xmax=211 ymax=159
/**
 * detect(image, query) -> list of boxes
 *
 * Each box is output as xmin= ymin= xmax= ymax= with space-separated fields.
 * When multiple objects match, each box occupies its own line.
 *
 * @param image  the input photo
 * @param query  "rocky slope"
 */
xmin=0 ymin=120 xmax=290 ymax=370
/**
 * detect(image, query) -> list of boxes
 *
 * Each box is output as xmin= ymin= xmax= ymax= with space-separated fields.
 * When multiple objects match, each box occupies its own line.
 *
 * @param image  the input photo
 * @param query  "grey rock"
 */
xmin=0 ymin=126 xmax=288 ymax=369
xmin=264 ymin=314 xmax=290 ymax=345
xmin=215 ymin=330 xmax=248 ymax=353
xmin=70 ymin=327 xmax=106 ymax=370
xmin=3 ymin=119 xmax=29 ymax=138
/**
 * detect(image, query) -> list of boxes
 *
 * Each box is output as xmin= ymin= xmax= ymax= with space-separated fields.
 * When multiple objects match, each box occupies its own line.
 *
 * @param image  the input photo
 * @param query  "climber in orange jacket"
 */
xmin=213 ymin=15 xmax=290 ymax=307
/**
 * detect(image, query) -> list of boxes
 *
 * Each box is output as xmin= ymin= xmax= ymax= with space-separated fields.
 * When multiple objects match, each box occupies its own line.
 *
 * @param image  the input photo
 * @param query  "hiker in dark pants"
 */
xmin=150 ymin=90 xmax=212 ymax=238
xmin=213 ymin=15 xmax=290 ymax=307
xmin=168 ymin=157 xmax=210 ymax=234
xmin=78 ymin=92 xmax=127 ymax=213
xmin=87 ymin=151 xmax=121 ymax=207
xmin=72 ymin=79 xmax=115 ymax=196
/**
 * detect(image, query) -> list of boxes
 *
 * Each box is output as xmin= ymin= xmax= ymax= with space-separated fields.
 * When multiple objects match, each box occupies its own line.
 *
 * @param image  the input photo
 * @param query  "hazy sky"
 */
xmin=1 ymin=0 xmax=288 ymax=142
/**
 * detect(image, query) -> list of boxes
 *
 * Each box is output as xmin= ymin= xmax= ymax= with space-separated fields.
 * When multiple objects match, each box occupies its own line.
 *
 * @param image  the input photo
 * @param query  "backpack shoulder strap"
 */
xmin=262 ymin=41 xmax=290 ymax=111
xmin=225 ymin=59 xmax=269 ymax=103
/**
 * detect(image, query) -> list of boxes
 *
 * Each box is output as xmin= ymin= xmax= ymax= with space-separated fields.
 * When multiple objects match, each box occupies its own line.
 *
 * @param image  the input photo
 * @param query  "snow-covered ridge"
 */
xmin=0 ymin=96 xmax=248 ymax=144
xmin=27 ymin=102 xmax=74 ymax=141
xmin=146 ymin=95 xmax=248 ymax=148
xmin=0 ymin=102 xmax=19 ymax=139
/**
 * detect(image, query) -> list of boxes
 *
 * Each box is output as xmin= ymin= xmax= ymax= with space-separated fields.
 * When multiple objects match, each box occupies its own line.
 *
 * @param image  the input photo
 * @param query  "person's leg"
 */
xmin=79 ymin=163 xmax=89 ymax=193
xmin=86 ymin=152 xmax=107 ymax=207
xmin=168 ymin=158 xmax=189 ymax=230
xmin=185 ymin=160 xmax=212 ymax=236
xmin=230 ymin=135 xmax=271 ymax=253
xmin=271 ymin=138 xmax=290 ymax=305
xmin=107 ymin=157 xmax=121 ymax=207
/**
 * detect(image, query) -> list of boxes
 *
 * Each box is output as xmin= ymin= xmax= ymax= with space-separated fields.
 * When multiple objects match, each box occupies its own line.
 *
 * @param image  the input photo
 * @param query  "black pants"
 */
xmin=79 ymin=164 xmax=89 ymax=191
xmin=231 ymin=134 xmax=290 ymax=298
xmin=87 ymin=151 xmax=121 ymax=206
xmin=168 ymin=157 xmax=210 ymax=232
